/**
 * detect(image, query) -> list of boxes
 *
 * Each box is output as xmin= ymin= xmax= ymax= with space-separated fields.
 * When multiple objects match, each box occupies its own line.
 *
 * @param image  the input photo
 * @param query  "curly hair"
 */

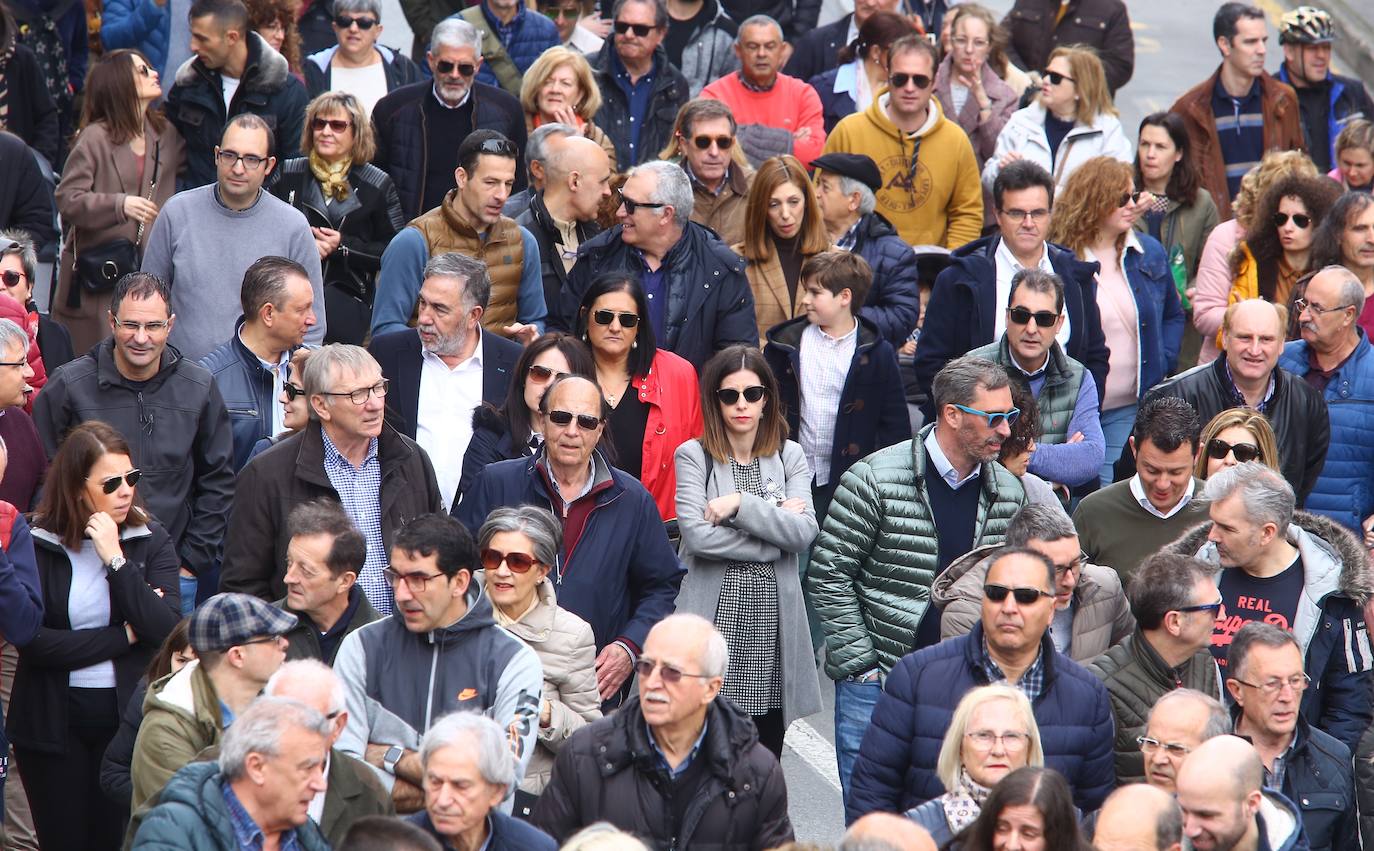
xmin=244 ymin=0 xmax=302 ymax=73
xmin=1000 ymin=376 xmax=1041 ymax=460
xmin=1047 ymin=156 xmax=1134 ymax=256
xmin=1233 ymin=174 xmax=1341 ymax=301
xmin=1230 ymin=149 xmax=1319 ymax=229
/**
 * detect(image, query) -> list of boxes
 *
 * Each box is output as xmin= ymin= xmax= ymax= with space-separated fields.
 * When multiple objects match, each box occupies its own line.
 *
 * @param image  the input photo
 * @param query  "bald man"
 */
xmin=1093 ymin=784 xmax=1182 ymax=851
xmin=1175 ymin=736 xmax=1305 ymax=851
xmin=516 ymin=134 xmax=614 ymax=312
xmin=839 ymin=813 xmax=937 ymax=851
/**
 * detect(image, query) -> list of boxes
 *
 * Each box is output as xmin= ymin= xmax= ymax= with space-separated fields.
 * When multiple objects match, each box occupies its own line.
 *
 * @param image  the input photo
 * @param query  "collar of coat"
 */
xmin=608 ymin=694 xmax=760 ymax=784
xmin=175 ymin=31 xmax=293 ymax=94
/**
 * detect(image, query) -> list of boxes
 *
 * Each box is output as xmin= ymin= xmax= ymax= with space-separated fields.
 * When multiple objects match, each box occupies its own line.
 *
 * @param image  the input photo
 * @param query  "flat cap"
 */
xmin=810 ymin=152 xmax=883 ymax=192
xmin=189 ymin=593 xmax=298 ymax=652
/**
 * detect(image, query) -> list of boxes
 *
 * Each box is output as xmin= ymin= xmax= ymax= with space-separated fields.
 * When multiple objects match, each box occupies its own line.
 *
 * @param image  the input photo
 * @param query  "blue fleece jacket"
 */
xmin=0 ymin=513 xmax=43 ymax=647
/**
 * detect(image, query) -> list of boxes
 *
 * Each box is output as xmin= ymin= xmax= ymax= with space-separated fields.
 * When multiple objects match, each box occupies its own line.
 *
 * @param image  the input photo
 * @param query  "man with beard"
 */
xmin=369 ymin=253 xmax=521 ymax=510
xmin=1176 ymin=736 xmax=1306 ymax=851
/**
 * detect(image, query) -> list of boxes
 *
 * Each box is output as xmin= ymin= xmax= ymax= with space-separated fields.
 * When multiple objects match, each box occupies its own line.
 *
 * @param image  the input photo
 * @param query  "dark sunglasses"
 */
xmin=691 ymin=134 xmax=733 ymax=150
xmin=332 ymin=14 xmax=377 ymax=28
xmin=527 ymin=364 xmax=568 ymax=383
xmin=633 ymin=658 xmax=714 ymax=684
xmin=888 ymin=72 xmax=932 ymax=90
xmin=1118 ymin=191 xmax=1144 ymax=208
xmin=1206 ymin=438 xmax=1262 ymax=464
xmin=92 ymin=469 xmax=142 ymax=494
xmin=283 ymin=381 xmax=306 ymax=401
xmin=613 ymin=20 xmax=656 ymax=36
xmin=547 ymin=409 xmax=603 ymax=430
xmin=435 ymin=59 xmax=477 ymax=77
xmin=541 ymin=6 xmax=580 ymax=19
xmin=1007 ymin=306 xmax=1059 ymax=327
xmin=311 ymin=117 xmax=351 ymax=133
xmin=592 ymin=309 xmax=640 ymax=328
xmin=984 ymin=583 xmax=1052 ymax=605
xmin=0 ymin=270 xmax=26 ymax=288
xmin=480 ymin=547 xmax=541 ymax=573
xmin=1176 ymin=599 xmax=1224 ymax=614
xmin=716 ymin=385 xmax=766 ymax=405
xmin=1273 ymin=212 xmax=1312 ymax=229
xmin=1044 ymin=70 xmax=1075 ymax=86
xmin=619 ymin=194 xmax=667 ymax=214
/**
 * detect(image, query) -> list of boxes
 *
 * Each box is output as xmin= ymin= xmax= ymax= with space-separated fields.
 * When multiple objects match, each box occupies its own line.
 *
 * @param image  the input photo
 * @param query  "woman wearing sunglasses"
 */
xmin=1195 ymin=408 xmax=1281 ymax=482
xmin=302 ymin=0 xmax=424 ymax=112
xmin=268 ymin=91 xmax=405 ymax=344
xmin=982 ymin=46 xmax=1131 ymax=197
xmin=519 ymin=47 xmax=618 ymax=168
xmin=53 ymin=49 xmax=185 ymax=354
xmin=247 ymin=347 xmax=314 ymax=462
xmin=574 ymin=273 xmax=702 ymax=523
xmin=1049 ymin=156 xmax=1184 ymax=487
xmin=9 ymin=421 xmax=180 ymax=851
xmin=674 ymin=345 xmax=820 ymax=759
xmin=474 ymin=506 xmax=600 ymax=802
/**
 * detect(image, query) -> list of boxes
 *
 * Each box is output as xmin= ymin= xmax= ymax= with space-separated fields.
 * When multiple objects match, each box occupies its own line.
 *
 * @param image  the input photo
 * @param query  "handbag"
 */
xmin=74 ymin=239 xmax=139 ymax=293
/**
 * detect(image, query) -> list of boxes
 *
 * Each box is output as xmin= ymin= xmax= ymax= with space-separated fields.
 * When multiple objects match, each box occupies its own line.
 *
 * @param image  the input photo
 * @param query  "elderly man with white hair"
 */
xmin=533 ymin=613 xmax=793 ymax=848
xmin=130 ymin=697 xmax=333 ymax=850
xmin=552 ymin=160 xmax=757 ymax=370
xmin=408 ymin=713 xmax=557 ymax=851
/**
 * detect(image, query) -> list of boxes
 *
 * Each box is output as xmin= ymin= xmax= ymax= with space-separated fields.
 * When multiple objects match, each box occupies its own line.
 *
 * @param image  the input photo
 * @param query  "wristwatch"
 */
xmin=106 ymin=556 xmax=127 ymax=573
xmin=383 ymin=745 xmax=404 ymax=775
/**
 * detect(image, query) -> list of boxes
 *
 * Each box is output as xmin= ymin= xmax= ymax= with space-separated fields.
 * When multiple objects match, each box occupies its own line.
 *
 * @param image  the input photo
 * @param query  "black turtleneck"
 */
xmin=773 ymin=232 xmax=804 ymax=309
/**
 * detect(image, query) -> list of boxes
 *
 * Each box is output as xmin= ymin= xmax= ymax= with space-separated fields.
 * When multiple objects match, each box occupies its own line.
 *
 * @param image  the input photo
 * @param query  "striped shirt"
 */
xmin=321 ymin=429 xmax=391 ymax=615
xmin=1211 ymin=76 xmax=1266 ymax=199
xmin=799 ymin=321 xmax=858 ymax=486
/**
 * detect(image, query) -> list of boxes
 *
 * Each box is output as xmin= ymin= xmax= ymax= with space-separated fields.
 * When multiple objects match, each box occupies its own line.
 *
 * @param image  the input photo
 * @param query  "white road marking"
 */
xmin=785 ymin=719 xmax=843 ymax=794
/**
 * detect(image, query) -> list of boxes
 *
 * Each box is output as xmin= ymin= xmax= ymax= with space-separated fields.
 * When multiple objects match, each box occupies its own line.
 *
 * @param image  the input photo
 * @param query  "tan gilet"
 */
xmin=409 ymin=189 xmax=526 ymax=331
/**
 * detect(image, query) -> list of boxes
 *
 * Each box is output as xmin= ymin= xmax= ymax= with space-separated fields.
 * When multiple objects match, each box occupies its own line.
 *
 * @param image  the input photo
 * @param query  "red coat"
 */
xmin=0 ymin=292 xmax=46 ymax=413
xmin=636 ymin=349 xmax=703 ymax=521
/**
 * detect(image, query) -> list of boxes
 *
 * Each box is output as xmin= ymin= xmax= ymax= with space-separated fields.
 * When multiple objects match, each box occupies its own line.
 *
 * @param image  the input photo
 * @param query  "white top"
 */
xmin=221 ymin=74 xmax=241 ymax=111
xmin=799 ymin=321 xmax=858 ymax=487
xmin=1129 ymin=474 xmax=1196 ymax=519
xmin=417 ymin=333 xmax=485 ymax=510
xmin=330 ymin=62 xmax=390 ymax=116
xmin=66 ymin=541 xmax=117 ymax=689
xmin=924 ymin=427 xmax=980 ymax=490
xmin=992 ymin=238 xmax=1069 ymax=345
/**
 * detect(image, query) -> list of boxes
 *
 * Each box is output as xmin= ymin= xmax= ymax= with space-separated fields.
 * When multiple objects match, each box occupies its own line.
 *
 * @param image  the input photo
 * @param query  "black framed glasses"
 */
xmin=1231 ymin=673 xmax=1311 ymax=696
xmin=888 ymin=72 xmax=932 ymax=90
xmin=691 ymin=134 xmax=733 ymax=150
xmin=1044 ymin=70 xmax=1075 ymax=86
xmin=282 ymin=381 xmax=306 ymax=401
xmin=1175 ymin=599 xmax=1223 ymax=614
xmin=435 ymin=59 xmax=477 ymax=77
xmin=480 ymin=548 xmax=541 ymax=574
xmin=527 ymin=364 xmax=568 ymax=383
xmin=1273 ymin=212 xmax=1312 ymax=229
xmin=1007 ymin=306 xmax=1059 ymax=327
xmin=312 ymin=117 xmax=352 ymax=133
xmin=239 ymin=634 xmax=287 ymax=647
xmin=383 ymin=567 xmax=446 ymax=593
xmin=953 ymin=403 xmax=1020 ymax=428
xmin=320 ymin=379 xmax=389 ymax=405
xmin=1206 ymin=438 xmax=1261 ymax=463
xmin=547 ymin=409 xmax=603 ymax=430
xmin=716 ymin=385 xmax=766 ymax=405
xmin=1137 ymin=736 xmax=1191 ymax=757
xmin=619 ymin=193 xmax=667 ymax=214
xmin=0 ymin=358 xmax=26 ymax=368
xmin=998 ymin=208 xmax=1050 ymax=224
xmin=88 ymin=469 xmax=142 ymax=494
xmin=592 ymin=309 xmax=640 ymax=328
xmin=613 ymin=20 xmax=656 ymax=36
xmin=0 ymin=270 xmax=27 ymax=288
xmin=633 ymin=658 xmax=714 ymax=684
xmin=984 ymin=584 xmax=1053 ymax=605
xmin=1294 ymin=297 xmax=1355 ymax=317
xmin=332 ymin=13 xmax=377 ymax=28
xmin=1054 ymin=552 xmax=1088 ymax=576
xmin=215 ymin=148 xmax=268 ymax=170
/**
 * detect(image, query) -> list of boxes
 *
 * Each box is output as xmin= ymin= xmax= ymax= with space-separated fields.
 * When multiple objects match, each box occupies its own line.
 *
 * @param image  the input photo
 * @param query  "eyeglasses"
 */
xmin=312 ymin=117 xmax=352 ymax=133
xmin=332 ymin=13 xmax=377 ymax=28
xmin=613 ymin=20 xmax=656 ymax=37
xmin=0 ymin=358 xmax=25 ymax=368
xmin=592 ymin=309 xmax=640 ymax=328
xmin=1273 ymin=211 xmax=1312 ymax=229
xmin=1007 ymin=306 xmax=1059 ymax=327
xmin=952 ymin=36 xmax=989 ymax=50
xmin=88 ymin=469 xmax=142 ymax=494
xmin=965 ymin=730 xmax=1030 ymax=752
xmin=1231 ymin=673 xmax=1312 ymax=696
xmin=998 ymin=208 xmax=1050 ymax=224
xmin=1044 ymin=70 xmax=1075 ymax=86
xmin=619 ymin=194 xmax=667 ymax=215
xmin=527 ymin=364 xmax=568 ymax=383
xmin=633 ymin=658 xmax=714 ymax=684
xmin=1294 ymin=297 xmax=1355 ymax=317
xmin=383 ymin=567 xmax=446 ymax=593
xmin=239 ymin=634 xmax=287 ymax=647
xmin=953 ymin=403 xmax=1021 ymax=428
xmin=1118 ymin=191 xmax=1145 ymax=208
xmin=435 ymin=59 xmax=477 ymax=77
xmin=215 ymin=148 xmax=268 ymax=170
xmin=320 ymin=379 xmax=389 ymax=405
xmin=541 ymin=6 xmax=579 ymax=20
xmin=114 ymin=319 xmax=171 ymax=334
xmin=480 ymin=548 xmax=541 ymax=574
xmin=547 ymin=409 xmax=603 ymax=430
xmin=1137 ymin=736 xmax=1192 ymax=757
xmin=1175 ymin=598 xmax=1223 ymax=614
xmin=1054 ymin=552 xmax=1088 ymax=576
xmin=690 ymin=134 xmax=734 ymax=150
xmin=984 ymin=583 xmax=1053 ymax=605
xmin=888 ymin=72 xmax=932 ymax=90
xmin=282 ymin=381 xmax=306 ymax=401
xmin=0 ymin=270 xmax=27 ymax=288
xmin=716 ymin=385 xmax=766 ymax=405
xmin=1206 ymin=437 xmax=1262 ymax=463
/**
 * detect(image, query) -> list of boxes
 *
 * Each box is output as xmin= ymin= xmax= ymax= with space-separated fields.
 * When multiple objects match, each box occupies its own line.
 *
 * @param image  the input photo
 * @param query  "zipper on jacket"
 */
xmin=424 ymin=636 xmax=440 ymax=731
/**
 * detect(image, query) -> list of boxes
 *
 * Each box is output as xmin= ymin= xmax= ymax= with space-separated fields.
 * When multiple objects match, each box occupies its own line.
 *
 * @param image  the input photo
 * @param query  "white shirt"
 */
xmin=221 ymin=74 xmax=241 ymax=111
xmin=67 ymin=541 xmax=116 ymax=689
xmin=924 ymin=427 xmax=980 ymax=490
xmin=993 ymin=238 xmax=1070 ymax=346
xmin=416 ymin=333 xmax=485 ymax=510
xmin=308 ymin=751 xmax=331 ymax=824
xmin=330 ymin=62 xmax=390 ymax=116
xmin=799 ymin=321 xmax=858 ymax=487
xmin=1129 ymin=474 xmax=1196 ymax=519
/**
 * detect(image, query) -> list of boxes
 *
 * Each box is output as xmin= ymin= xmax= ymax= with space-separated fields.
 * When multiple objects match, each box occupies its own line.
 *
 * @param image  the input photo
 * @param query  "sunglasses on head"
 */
xmin=1007 ymin=306 xmax=1059 ymax=327
xmin=527 ymin=364 xmax=568 ymax=383
xmin=332 ymin=13 xmax=376 ymax=28
xmin=1206 ymin=438 xmax=1261 ymax=463
xmin=1118 ymin=191 xmax=1144 ymax=208
xmin=548 ymin=409 xmax=603 ymax=430
xmin=283 ymin=381 xmax=305 ymax=401
xmin=92 ymin=469 xmax=142 ymax=494
xmin=435 ymin=59 xmax=477 ymax=77
xmin=953 ymin=403 xmax=1021 ymax=428
xmin=479 ymin=547 xmax=541 ymax=573
xmin=1273 ymin=211 xmax=1312 ymax=229
xmin=984 ymin=583 xmax=1051 ymax=605
xmin=613 ymin=20 xmax=656 ymax=36
xmin=311 ymin=117 xmax=351 ymax=133
xmin=1044 ymin=70 xmax=1075 ymax=86
xmin=888 ymin=72 xmax=932 ymax=90
xmin=592 ymin=309 xmax=639 ymax=328
xmin=691 ymin=134 xmax=733 ymax=150
xmin=716 ymin=385 xmax=766 ymax=405
xmin=0 ymin=270 xmax=26 ymax=288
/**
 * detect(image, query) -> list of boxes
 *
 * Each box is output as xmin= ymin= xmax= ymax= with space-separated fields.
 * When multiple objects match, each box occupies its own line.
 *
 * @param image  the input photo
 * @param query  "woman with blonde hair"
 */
xmin=1195 ymin=408 xmax=1281 ymax=481
xmin=733 ymin=155 xmax=830 ymax=343
xmin=520 ymin=47 xmax=617 ymax=168
xmin=1050 ymin=156 xmax=1183 ymax=485
xmin=269 ymin=91 xmax=404 ymax=343
xmin=982 ymin=45 xmax=1131 ymax=195
xmin=906 ymin=684 xmax=1044 ymax=846
xmin=1331 ymin=119 xmax=1374 ymax=192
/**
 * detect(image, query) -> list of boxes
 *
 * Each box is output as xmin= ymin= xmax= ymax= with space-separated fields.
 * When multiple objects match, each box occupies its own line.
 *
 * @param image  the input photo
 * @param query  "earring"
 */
xmin=632 ymin=340 xmax=638 ymax=349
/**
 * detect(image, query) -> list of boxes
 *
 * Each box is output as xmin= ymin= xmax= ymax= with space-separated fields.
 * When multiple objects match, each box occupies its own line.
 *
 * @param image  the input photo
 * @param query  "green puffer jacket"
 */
xmin=809 ymin=424 xmax=1027 ymax=679
xmin=969 ymin=337 xmax=1084 ymax=445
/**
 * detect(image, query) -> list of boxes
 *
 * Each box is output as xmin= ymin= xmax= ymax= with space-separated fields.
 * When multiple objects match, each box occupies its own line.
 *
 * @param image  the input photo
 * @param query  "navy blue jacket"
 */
xmin=1277 ymin=65 xmax=1373 ymax=173
xmin=808 ymin=66 xmax=855 ymax=135
xmin=409 ymin=809 xmax=556 ymax=851
xmin=913 ymin=235 xmax=1110 ymax=411
xmin=589 ymin=42 xmax=690 ymax=167
xmin=468 ymin=2 xmax=560 ymax=91
xmin=763 ymin=315 xmax=910 ymax=493
xmin=1238 ymin=712 xmax=1356 ymax=851
xmin=1119 ymin=233 xmax=1185 ymax=396
xmin=199 ymin=319 xmax=299 ymax=472
xmin=455 ymin=451 xmax=685 ymax=653
xmin=849 ymin=213 xmax=923 ymax=347
xmin=0 ymin=512 xmax=43 ymax=648
xmin=846 ymin=622 xmax=1115 ymax=823
xmin=783 ymin=15 xmax=848 ymax=83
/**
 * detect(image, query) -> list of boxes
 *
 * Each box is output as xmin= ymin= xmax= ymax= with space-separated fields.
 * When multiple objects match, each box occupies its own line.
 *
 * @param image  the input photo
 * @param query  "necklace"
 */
xmin=602 ymin=373 xmax=631 ymax=406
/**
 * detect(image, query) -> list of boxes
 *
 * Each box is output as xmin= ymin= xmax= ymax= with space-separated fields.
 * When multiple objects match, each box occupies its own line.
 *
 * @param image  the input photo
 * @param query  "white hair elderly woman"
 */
xmin=905 ymin=684 xmax=1045 ymax=846
xmin=408 ymin=712 xmax=558 ymax=850
xmin=475 ymin=506 xmax=601 ymax=804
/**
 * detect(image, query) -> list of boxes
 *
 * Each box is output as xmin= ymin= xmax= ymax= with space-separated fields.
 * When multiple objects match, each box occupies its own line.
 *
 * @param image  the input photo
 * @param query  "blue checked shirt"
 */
xmin=222 ymin=780 xmax=304 ymax=851
xmin=979 ymin=637 xmax=1046 ymax=704
xmin=321 ymin=429 xmax=390 ymax=615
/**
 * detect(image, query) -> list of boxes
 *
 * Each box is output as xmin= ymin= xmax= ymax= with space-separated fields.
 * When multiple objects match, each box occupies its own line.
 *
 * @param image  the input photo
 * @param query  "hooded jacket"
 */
xmin=1254 ymin=789 xmax=1311 ymax=851
xmin=303 ymin=44 xmax=423 ymax=99
xmin=32 ymin=339 xmax=236 ymax=579
xmin=981 ymin=101 xmax=1134 ymax=197
xmin=129 ymin=661 xmax=226 ymax=813
xmin=334 ymin=582 xmax=543 ymax=790
xmin=823 ymin=94 xmax=983 ymax=249
xmin=1164 ymin=512 xmax=1374 ymax=751
xmin=589 ymin=42 xmax=690 ymax=168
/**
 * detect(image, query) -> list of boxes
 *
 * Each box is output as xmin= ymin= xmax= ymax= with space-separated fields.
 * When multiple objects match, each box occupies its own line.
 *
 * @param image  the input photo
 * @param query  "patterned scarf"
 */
xmin=940 ymin=769 xmax=993 ymax=835
xmin=308 ymin=151 xmax=352 ymax=202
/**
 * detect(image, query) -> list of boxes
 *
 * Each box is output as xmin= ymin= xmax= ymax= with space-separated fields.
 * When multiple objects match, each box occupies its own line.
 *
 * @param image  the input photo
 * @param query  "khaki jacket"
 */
xmin=684 ymin=160 xmax=753 ymax=247
xmin=129 ymin=661 xmax=223 ymax=815
xmin=732 ymin=239 xmax=827 ymax=345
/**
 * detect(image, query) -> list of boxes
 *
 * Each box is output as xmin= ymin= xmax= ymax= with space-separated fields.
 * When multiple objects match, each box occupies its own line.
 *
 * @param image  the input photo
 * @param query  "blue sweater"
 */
xmin=1025 ymin=370 xmax=1105 ymax=488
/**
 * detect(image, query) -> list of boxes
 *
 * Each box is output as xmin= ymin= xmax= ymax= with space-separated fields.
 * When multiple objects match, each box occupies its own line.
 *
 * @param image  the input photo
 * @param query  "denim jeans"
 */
xmin=1099 ymin=403 xmax=1139 ymax=488
xmin=179 ymin=573 xmax=197 ymax=617
xmin=834 ymin=676 xmax=883 ymax=802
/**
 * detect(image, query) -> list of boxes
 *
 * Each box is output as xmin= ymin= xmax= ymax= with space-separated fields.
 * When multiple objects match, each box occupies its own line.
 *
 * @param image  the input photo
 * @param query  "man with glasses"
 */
xmin=140 ymin=114 xmax=327 ymax=361
xmin=335 ymin=512 xmax=541 ymax=812
xmin=1086 ymin=552 xmax=1223 ymax=785
xmin=130 ymin=592 xmax=296 ymax=810
xmin=221 ymin=344 xmax=444 ymax=613
xmin=1136 ymin=688 xmax=1230 ymax=794
xmin=303 ymin=0 xmax=423 ymax=113
xmin=847 ymin=546 xmax=1114 ymax=820
xmin=589 ymin=0 xmax=690 ymax=167
xmin=533 ymin=613 xmax=794 ymax=848
xmin=821 ymin=34 xmax=982 ymax=249
xmin=1225 ymin=622 xmax=1357 ymax=850
xmin=666 ymin=99 xmax=754 ymax=247
xmin=1163 ymin=460 xmax=1373 ymax=752
xmin=458 ymin=374 xmax=685 ymax=705
xmin=35 ymin=272 xmax=235 ymax=611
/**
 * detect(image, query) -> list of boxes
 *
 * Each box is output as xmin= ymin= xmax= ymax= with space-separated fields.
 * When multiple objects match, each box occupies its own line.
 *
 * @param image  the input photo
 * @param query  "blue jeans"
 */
xmin=1099 ymin=403 xmax=1139 ymax=488
xmin=834 ymin=676 xmax=883 ymax=803
xmin=179 ymin=574 xmax=197 ymax=617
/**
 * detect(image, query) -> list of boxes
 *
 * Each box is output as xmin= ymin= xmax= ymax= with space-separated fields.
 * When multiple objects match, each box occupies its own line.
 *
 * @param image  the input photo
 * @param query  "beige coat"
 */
xmin=53 ymin=119 xmax=184 ymax=353
xmin=733 ymin=238 xmax=828 ymax=345
xmin=685 ymin=160 xmax=753 ymax=247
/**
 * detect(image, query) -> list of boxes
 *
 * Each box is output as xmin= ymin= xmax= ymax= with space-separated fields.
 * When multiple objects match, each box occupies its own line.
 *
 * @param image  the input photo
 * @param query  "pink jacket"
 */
xmin=1191 ymin=218 xmax=1243 ymax=363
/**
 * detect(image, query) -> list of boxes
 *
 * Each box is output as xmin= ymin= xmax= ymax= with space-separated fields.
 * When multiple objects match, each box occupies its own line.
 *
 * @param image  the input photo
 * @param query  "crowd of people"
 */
xmin=1 ymin=0 xmax=1374 ymax=848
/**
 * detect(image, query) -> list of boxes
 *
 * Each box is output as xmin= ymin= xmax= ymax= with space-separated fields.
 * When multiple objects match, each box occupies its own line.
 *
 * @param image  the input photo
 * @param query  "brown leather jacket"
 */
xmin=1170 ymin=67 xmax=1305 ymax=221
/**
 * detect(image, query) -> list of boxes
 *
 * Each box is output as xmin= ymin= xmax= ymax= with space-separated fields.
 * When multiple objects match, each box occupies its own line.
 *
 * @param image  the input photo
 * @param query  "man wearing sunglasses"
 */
xmin=1085 ymin=552 xmax=1224 ymax=786
xmin=302 ymin=0 xmax=423 ymax=113
xmin=1163 ymin=461 xmax=1374 ymax=753
xmin=586 ymin=0 xmax=689 ymax=167
xmin=847 ymin=546 xmax=1115 ymax=821
xmin=665 ymin=99 xmax=753 ymax=248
